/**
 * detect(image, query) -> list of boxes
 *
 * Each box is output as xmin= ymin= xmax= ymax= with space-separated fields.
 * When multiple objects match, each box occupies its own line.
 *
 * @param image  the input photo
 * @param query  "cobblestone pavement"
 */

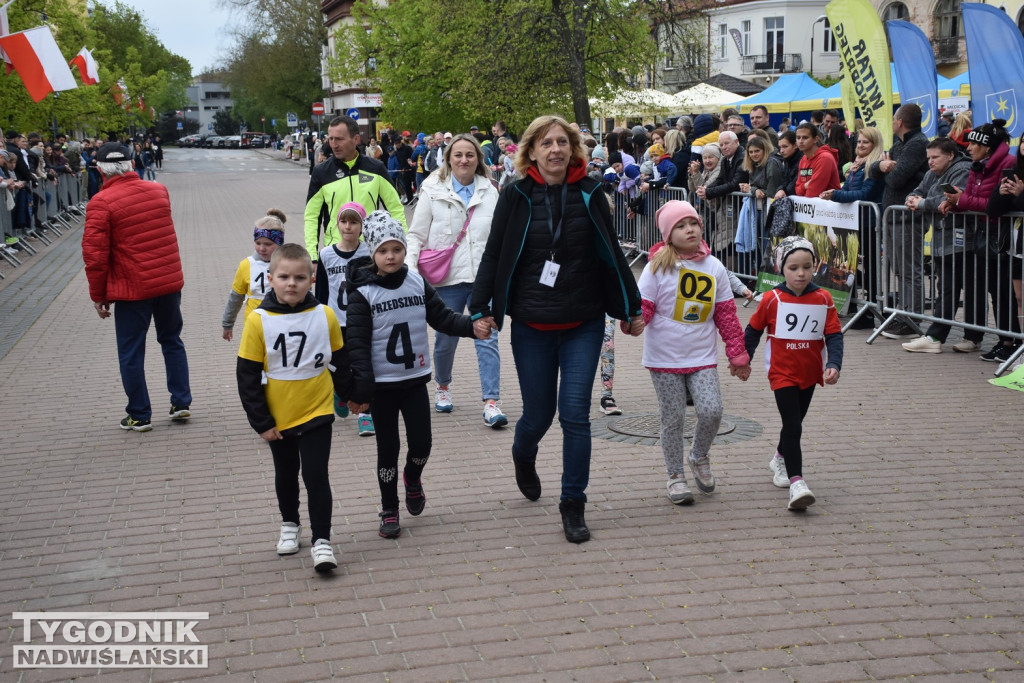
xmin=1 ymin=147 xmax=1022 ymax=681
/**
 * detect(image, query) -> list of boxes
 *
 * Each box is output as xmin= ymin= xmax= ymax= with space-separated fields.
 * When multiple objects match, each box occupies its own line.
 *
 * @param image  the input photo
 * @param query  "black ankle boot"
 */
xmin=559 ymin=499 xmax=590 ymax=543
xmin=513 ymin=457 xmax=541 ymax=501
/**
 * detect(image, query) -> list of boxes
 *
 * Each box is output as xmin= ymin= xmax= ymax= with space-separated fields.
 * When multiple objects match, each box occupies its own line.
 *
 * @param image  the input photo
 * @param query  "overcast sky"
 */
xmin=118 ymin=0 xmax=237 ymax=76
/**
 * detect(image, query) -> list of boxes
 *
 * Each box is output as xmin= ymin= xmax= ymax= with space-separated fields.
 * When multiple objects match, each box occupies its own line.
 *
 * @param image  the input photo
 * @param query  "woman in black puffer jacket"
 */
xmin=470 ymin=115 xmax=643 ymax=545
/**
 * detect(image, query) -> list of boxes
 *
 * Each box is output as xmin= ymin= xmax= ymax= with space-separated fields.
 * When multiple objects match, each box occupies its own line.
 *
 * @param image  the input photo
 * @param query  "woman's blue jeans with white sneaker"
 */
xmin=114 ymin=292 xmax=191 ymax=421
xmin=510 ymin=317 xmax=603 ymax=503
xmin=432 ymin=283 xmax=500 ymax=400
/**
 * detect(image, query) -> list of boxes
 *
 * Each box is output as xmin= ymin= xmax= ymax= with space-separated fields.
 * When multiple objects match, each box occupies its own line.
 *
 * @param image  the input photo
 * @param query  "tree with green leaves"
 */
xmin=217 ymin=0 xmax=326 ymax=131
xmin=0 ymin=0 xmax=191 ymax=138
xmin=327 ymin=0 xmax=708 ymax=131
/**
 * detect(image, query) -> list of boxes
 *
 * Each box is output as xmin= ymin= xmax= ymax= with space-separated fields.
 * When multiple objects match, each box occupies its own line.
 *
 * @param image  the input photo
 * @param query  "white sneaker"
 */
xmin=666 ymin=476 xmax=694 ymax=505
xmin=311 ymin=539 xmax=337 ymax=573
xmin=952 ymin=339 xmax=982 ymax=353
xmin=787 ymin=480 xmax=816 ymax=510
xmin=482 ymin=400 xmax=508 ymax=428
xmin=769 ymin=455 xmax=789 ymax=488
xmin=434 ymin=386 xmax=453 ymax=413
xmin=276 ymin=522 xmax=301 ymax=555
xmin=902 ymin=336 xmax=942 ymax=353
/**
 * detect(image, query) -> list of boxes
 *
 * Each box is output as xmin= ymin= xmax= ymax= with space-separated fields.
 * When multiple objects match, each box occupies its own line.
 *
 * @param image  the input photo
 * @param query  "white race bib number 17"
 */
xmin=774 ymin=301 xmax=826 ymax=341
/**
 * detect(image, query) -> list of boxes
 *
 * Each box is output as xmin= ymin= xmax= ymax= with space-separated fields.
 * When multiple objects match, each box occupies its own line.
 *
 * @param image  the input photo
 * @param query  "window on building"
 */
xmin=882 ymin=2 xmax=909 ymax=21
xmin=718 ymin=24 xmax=728 ymax=59
xmin=741 ymin=20 xmax=751 ymax=56
xmin=823 ymin=19 xmax=837 ymax=52
xmin=765 ymin=17 xmax=784 ymax=60
xmin=934 ymin=0 xmax=960 ymax=39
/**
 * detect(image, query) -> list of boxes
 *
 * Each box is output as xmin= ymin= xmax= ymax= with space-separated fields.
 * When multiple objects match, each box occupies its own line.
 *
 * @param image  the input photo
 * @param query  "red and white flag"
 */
xmin=70 ymin=46 xmax=99 ymax=85
xmin=0 ymin=25 xmax=78 ymax=102
xmin=136 ymin=95 xmax=145 ymax=112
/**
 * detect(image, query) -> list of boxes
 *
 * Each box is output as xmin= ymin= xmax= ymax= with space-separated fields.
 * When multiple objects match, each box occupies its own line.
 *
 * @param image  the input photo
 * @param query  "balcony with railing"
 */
xmin=934 ymin=36 xmax=960 ymax=64
xmin=741 ymin=53 xmax=804 ymax=75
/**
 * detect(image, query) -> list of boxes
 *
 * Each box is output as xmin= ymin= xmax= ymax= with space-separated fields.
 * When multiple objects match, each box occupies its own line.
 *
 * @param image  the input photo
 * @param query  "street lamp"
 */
xmin=810 ymin=15 xmax=828 ymax=78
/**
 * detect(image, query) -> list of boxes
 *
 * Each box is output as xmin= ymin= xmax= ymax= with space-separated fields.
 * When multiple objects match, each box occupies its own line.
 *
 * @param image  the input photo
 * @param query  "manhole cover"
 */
xmin=608 ymin=412 xmax=736 ymax=439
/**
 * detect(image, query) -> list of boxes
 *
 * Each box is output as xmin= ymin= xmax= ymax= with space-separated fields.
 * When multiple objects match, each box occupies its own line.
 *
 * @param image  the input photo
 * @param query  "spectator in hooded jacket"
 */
xmin=688 ymin=114 xmax=719 ymax=162
xmin=82 ymin=142 xmax=192 ymax=432
xmin=942 ymin=118 xmax=1020 ymax=362
xmin=876 ymin=103 xmax=930 ymax=339
xmin=900 ymin=137 xmax=979 ymax=353
xmin=794 ymin=123 xmax=840 ymax=197
xmin=640 ymin=143 xmax=677 ymax=193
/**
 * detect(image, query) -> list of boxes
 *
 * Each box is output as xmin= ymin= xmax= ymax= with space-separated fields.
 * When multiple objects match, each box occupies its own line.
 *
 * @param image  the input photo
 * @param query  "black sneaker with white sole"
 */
xmin=120 ymin=416 xmax=152 ymax=432
xmin=980 ymin=344 xmax=1016 ymax=362
xmin=880 ymin=320 xmax=918 ymax=340
xmin=169 ymin=405 xmax=191 ymax=421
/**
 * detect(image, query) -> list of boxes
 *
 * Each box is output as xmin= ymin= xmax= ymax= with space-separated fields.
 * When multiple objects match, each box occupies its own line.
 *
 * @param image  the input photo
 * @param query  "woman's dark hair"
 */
xmin=779 ymin=130 xmax=797 ymax=146
xmin=826 ymin=125 xmax=852 ymax=169
xmin=926 ymin=137 xmax=959 ymax=156
xmin=605 ymin=131 xmax=620 ymax=155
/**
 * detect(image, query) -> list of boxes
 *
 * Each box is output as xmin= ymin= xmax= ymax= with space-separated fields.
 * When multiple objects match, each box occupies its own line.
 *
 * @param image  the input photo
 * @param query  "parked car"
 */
xmin=225 ymin=135 xmax=242 ymax=148
xmin=205 ymin=136 xmax=223 ymax=148
xmin=177 ymin=134 xmax=202 ymax=147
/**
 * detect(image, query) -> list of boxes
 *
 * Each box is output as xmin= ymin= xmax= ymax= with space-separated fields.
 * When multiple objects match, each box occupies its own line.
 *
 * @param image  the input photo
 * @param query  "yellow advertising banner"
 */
xmin=827 ymin=0 xmax=894 ymax=148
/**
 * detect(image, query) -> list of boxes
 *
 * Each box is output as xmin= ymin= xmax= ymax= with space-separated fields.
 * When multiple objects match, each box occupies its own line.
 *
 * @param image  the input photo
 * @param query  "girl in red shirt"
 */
xmin=744 ymin=237 xmax=844 ymax=510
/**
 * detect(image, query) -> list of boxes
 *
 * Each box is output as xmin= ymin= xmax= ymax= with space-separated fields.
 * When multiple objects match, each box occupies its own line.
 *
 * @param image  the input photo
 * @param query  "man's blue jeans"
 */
xmin=114 ymin=292 xmax=192 ymax=421
xmin=433 ymin=283 xmax=500 ymax=401
xmin=510 ymin=317 xmax=603 ymax=502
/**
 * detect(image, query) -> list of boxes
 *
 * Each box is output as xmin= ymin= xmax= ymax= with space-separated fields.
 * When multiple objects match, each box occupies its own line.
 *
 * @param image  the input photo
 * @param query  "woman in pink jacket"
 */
xmin=940 ymin=119 xmax=1019 ymax=361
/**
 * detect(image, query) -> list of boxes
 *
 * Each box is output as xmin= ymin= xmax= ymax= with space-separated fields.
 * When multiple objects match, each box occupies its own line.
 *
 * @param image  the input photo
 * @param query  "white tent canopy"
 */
xmin=673 ymin=84 xmax=743 ymax=114
xmin=590 ymin=88 xmax=679 ymax=118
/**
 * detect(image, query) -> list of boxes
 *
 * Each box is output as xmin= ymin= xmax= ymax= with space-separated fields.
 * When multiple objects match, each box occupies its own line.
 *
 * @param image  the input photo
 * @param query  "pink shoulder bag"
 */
xmin=417 ymin=205 xmax=476 ymax=285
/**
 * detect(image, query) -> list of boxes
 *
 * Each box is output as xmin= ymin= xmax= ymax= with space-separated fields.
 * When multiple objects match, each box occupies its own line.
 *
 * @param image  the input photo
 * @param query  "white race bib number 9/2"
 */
xmin=774 ymin=301 xmax=826 ymax=340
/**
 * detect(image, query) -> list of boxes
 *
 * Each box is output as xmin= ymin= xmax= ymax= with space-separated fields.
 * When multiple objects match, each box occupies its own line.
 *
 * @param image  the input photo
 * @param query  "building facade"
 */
xmin=321 ymin=0 xmax=382 ymax=135
xmin=184 ymin=76 xmax=233 ymax=134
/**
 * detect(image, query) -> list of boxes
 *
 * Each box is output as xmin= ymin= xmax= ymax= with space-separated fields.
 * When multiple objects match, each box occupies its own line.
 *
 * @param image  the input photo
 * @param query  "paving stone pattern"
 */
xmin=1 ymin=148 xmax=1022 ymax=681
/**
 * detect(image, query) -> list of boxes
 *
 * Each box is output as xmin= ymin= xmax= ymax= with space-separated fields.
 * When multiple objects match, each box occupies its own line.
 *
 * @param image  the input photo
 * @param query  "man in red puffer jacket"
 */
xmin=82 ymin=141 xmax=192 ymax=432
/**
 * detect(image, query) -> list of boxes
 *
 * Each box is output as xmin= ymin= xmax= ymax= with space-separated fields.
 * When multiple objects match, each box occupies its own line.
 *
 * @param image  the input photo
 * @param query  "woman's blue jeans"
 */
xmin=510 ymin=317 xmax=604 ymax=502
xmin=433 ymin=283 xmax=500 ymax=400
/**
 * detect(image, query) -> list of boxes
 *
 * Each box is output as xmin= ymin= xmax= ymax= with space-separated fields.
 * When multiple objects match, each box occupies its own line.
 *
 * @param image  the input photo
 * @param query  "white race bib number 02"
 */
xmin=774 ymin=301 xmax=826 ymax=341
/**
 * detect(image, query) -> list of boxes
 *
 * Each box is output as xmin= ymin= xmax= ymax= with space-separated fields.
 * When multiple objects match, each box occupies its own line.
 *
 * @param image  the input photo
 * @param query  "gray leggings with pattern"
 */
xmin=650 ymin=368 xmax=723 ymax=477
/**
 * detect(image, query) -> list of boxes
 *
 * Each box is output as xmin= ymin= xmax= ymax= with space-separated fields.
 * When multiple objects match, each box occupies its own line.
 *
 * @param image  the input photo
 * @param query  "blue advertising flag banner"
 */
xmin=962 ymin=2 xmax=1024 ymax=137
xmin=887 ymin=21 xmax=939 ymax=137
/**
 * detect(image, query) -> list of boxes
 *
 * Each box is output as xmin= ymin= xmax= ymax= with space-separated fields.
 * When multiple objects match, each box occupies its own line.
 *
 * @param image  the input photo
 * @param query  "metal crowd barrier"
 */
xmin=842 ymin=201 xmax=884 ymax=333
xmin=875 ymin=205 xmax=1023 ymax=376
xmin=609 ymin=185 xmax=688 ymax=266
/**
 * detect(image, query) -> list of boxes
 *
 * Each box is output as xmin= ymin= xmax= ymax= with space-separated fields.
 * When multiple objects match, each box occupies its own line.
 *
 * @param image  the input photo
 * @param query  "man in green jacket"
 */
xmin=304 ymin=115 xmax=406 ymax=261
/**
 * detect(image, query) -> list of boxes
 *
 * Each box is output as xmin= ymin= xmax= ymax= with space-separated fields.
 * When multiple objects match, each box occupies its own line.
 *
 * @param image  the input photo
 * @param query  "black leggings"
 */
xmin=774 ymin=385 xmax=816 ymax=479
xmin=374 ymin=383 xmax=431 ymax=511
xmin=269 ymin=421 xmax=333 ymax=543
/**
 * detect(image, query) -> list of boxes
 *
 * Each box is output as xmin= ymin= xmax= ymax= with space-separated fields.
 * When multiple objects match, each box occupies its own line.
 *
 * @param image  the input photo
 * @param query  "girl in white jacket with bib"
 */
xmin=638 ymin=201 xmax=750 ymax=505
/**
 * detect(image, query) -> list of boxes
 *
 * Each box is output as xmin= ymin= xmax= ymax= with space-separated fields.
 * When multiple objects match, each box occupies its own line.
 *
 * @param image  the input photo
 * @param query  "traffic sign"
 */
xmin=286 ymin=112 xmax=298 ymax=127
xmin=346 ymin=108 xmax=360 ymax=120
xmin=271 ymin=119 xmax=276 ymax=127
xmin=208 ymin=123 xmax=213 ymax=131
xmin=176 ymin=122 xmax=183 ymax=130
xmin=312 ymin=102 xmax=325 ymax=116
xmin=261 ymin=115 xmax=265 ymax=123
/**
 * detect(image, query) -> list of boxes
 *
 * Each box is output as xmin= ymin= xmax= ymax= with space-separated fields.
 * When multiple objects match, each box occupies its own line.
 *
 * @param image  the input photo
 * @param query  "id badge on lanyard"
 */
xmin=540 ymin=183 xmax=567 ymax=288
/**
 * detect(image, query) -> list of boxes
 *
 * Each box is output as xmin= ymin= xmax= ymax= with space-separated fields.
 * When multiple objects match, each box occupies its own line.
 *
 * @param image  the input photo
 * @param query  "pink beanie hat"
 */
xmin=655 ymin=200 xmax=703 ymax=243
xmin=337 ymin=201 xmax=367 ymax=222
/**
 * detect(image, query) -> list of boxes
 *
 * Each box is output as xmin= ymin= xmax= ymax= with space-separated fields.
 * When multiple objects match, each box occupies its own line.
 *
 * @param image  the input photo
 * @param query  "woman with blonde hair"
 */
xmin=406 ymin=133 xmax=506 ymax=426
xmin=950 ymin=112 xmax=972 ymax=152
xmin=470 ymin=115 xmax=643 ymax=544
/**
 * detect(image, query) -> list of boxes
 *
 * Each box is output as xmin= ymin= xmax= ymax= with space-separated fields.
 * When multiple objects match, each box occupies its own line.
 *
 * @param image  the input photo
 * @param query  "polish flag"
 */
xmin=0 ymin=26 xmax=78 ymax=102
xmin=70 ymin=46 xmax=99 ymax=85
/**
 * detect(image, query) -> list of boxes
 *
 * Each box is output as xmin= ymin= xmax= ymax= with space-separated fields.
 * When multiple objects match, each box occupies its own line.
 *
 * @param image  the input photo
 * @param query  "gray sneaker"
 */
xmin=689 ymin=456 xmax=716 ymax=493
xmin=666 ymin=476 xmax=694 ymax=505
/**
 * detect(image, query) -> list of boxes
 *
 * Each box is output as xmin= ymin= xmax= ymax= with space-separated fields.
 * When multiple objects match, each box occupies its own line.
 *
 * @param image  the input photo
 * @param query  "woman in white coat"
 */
xmin=407 ymin=133 xmax=507 ymax=427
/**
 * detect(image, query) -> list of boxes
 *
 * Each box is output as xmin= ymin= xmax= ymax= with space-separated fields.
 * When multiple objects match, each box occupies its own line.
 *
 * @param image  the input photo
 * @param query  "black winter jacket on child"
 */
xmin=346 ymin=258 xmax=475 ymax=404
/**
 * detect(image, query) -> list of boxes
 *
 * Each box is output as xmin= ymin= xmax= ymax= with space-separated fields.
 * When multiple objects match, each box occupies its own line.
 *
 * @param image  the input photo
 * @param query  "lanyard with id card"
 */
xmin=540 ymin=183 xmax=568 ymax=287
